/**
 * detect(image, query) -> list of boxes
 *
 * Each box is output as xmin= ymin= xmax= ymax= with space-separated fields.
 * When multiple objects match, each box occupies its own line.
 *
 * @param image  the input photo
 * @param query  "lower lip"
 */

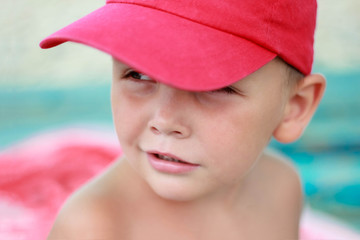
xmin=147 ymin=153 xmax=199 ymax=174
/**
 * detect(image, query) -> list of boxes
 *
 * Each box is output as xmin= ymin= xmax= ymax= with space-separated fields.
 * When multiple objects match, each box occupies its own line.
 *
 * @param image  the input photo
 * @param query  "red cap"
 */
xmin=40 ymin=0 xmax=317 ymax=91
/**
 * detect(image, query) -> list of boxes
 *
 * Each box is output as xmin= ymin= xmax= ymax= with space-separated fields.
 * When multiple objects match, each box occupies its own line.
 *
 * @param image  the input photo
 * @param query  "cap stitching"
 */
xmin=266 ymin=0 xmax=280 ymax=52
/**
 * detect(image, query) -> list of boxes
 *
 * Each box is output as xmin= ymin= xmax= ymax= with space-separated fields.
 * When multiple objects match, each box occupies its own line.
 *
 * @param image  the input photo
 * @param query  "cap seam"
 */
xmin=265 ymin=0 xmax=280 ymax=54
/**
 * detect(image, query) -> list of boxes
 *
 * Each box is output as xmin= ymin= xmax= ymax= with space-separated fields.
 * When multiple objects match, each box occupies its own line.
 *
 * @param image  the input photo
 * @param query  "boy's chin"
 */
xmin=146 ymin=176 xmax=212 ymax=203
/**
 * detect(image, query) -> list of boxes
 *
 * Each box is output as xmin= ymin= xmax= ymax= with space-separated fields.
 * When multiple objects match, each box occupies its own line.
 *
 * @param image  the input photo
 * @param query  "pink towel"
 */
xmin=0 ymin=128 xmax=121 ymax=239
xmin=1 ymin=128 xmax=359 ymax=239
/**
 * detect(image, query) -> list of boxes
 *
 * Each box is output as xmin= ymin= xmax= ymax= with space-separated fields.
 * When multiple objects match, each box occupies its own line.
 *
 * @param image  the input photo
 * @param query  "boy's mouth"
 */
xmin=155 ymin=153 xmax=187 ymax=164
xmin=147 ymin=151 xmax=200 ymax=174
xmin=150 ymin=152 xmax=198 ymax=166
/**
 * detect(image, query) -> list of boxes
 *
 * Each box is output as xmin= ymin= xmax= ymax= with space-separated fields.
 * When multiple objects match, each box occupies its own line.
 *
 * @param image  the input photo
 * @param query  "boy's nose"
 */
xmin=148 ymin=87 xmax=192 ymax=139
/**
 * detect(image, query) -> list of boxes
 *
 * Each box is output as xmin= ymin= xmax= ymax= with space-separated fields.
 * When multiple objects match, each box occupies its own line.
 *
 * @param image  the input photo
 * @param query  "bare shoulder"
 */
xmin=47 ymin=162 xmax=124 ymax=239
xmin=256 ymin=148 xmax=303 ymax=236
xmin=47 ymin=189 xmax=114 ymax=239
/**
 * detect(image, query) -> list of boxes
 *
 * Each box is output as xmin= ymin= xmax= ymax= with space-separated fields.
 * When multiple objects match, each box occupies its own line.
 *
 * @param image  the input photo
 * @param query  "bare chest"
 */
xmin=108 ymin=207 xmax=283 ymax=240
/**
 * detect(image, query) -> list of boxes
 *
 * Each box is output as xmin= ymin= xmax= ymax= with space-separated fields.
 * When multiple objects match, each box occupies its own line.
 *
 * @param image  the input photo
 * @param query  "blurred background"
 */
xmin=1 ymin=0 xmax=359 ymax=232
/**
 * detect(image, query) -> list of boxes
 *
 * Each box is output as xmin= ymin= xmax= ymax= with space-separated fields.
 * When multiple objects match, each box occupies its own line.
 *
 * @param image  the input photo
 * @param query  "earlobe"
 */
xmin=273 ymin=74 xmax=326 ymax=143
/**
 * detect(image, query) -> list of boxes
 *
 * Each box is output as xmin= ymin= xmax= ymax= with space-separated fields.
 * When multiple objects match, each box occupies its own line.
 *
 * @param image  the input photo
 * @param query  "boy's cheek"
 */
xmin=112 ymin=101 xmax=148 ymax=144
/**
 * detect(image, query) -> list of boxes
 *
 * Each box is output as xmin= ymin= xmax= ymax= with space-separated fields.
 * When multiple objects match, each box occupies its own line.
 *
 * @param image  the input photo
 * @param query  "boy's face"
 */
xmin=111 ymin=58 xmax=290 ymax=201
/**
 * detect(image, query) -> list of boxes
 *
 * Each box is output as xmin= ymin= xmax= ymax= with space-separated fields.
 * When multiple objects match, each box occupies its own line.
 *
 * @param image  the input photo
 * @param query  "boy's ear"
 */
xmin=273 ymin=74 xmax=326 ymax=143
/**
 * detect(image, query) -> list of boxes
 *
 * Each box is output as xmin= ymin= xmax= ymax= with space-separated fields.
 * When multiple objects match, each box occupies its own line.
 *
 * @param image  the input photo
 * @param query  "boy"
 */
xmin=40 ymin=0 xmax=326 ymax=239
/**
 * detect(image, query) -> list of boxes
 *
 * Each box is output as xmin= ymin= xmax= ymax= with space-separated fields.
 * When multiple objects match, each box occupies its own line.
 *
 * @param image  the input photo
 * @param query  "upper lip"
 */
xmin=147 ymin=150 xmax=199 ymax=165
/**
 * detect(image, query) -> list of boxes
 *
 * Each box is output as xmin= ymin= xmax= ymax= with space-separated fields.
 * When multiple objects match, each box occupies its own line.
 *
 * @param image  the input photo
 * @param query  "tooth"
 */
xmin=158 ymin=154 xmax=181 ymax=163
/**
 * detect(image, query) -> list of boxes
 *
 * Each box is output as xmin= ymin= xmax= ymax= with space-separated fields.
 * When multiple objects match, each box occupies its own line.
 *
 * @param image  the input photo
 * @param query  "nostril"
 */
xmin=150 ymin=126 xmax=183 ymax=136
xmin=150 ymin=126 xmax=160 ymax=134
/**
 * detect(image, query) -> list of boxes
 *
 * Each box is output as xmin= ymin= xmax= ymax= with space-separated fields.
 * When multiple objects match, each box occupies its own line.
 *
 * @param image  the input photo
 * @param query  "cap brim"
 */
xmin=40 ymin=3 xmax=276 ymax=91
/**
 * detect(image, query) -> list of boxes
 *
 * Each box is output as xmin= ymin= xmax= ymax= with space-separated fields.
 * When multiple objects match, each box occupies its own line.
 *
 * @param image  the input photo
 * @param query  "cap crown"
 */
xmin=107 ymin=0 xmax=317 ymax=74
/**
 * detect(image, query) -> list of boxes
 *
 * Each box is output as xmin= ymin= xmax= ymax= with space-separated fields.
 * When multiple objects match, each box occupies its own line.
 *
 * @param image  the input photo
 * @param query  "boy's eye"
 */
xmin=124 ymin=70 xmax=153 ymax=82
xmin=208 ymin=86 xmax=238 ymax=95
xmin=120 ymin=69 xmax=157 ymax=95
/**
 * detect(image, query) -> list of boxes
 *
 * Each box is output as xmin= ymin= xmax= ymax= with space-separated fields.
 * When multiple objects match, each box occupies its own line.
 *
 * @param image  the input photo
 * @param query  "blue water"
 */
xmin=1 ymin=70 xmax=360 ymax=230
